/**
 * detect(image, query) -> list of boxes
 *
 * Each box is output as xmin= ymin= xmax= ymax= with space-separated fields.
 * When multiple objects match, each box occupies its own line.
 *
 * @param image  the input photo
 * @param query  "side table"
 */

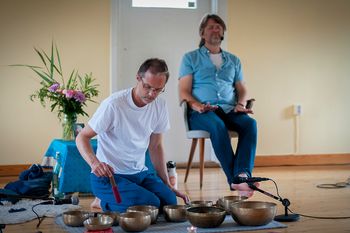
xmin=44 ymin=139 xmax=97 ymax=194
xmin=43 ymin=139 xmax=156 ymax=194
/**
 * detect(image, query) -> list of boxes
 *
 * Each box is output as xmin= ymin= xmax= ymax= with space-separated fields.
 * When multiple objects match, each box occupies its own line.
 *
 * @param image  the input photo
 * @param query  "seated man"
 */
xmin=178 ymin=14 xmax=259 ymax=197
xmin=77 ymin=58 xmax=187 ymax=212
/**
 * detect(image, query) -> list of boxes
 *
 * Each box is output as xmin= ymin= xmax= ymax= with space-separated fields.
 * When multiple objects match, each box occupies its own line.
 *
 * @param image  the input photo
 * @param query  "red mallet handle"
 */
xmin=109 ymin=176 xmax=122 ymax=203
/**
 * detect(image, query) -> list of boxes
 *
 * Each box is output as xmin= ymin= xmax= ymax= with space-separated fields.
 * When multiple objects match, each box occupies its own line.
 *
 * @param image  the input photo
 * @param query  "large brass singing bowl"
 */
xmin=186 ymin=206 xmax=226 ymax=228
xmin=127 ymin=205 xmax=159 ymax=224
xmin=163 ymin=205 xmax=187 ymax=222
xmin=63 ymin=210 xmax=90 ymax=227
xmin=217 ymin=195 xmax=248 ymax=213
xmin=190 ymin=200 xmax=213 ymax=207
xmin=119 ymin=211 xmax=151 ymax=232
xmin=230 ymin=201 xmax=277 ymax=226
xmin=83 ymin=215 xmax=113 ymax=231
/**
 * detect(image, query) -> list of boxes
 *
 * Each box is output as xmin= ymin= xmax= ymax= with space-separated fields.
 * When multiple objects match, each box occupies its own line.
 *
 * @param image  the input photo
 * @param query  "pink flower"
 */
xmin=74 ymin=91 xmax=86 ymax=103
xmin=65 ymin=90 xmax=75 ymax=99
xmin=48 ymin=83 xmax=60 ymax=92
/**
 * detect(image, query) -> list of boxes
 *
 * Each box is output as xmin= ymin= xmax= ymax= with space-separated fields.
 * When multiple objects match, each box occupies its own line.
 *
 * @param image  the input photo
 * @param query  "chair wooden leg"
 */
xmin=184 ymin=138 xmax=198 ymax=183
xmin=199 ymin=138 xmax=205 ymax=189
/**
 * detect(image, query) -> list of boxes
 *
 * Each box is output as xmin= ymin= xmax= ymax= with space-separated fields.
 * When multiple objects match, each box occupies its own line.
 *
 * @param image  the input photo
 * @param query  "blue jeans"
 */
xmin=189 ymin=109 xmax=257 ymax=185
xmin=90 ymin=171 xmax=177 ymax=213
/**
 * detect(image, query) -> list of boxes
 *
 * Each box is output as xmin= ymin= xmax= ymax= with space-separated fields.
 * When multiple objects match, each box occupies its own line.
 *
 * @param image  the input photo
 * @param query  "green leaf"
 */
xmin=50 ymin=42 xmax=54 ymax=80
xmin=55 ymin=43 xmax=63 ymax=75
xmin=29 ymin=67 xmax=52 ymax=84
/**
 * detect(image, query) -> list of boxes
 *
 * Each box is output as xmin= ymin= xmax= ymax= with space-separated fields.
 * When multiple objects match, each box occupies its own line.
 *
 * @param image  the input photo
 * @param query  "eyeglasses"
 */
xmin=140 ymin=78 xmax=165 ymax=94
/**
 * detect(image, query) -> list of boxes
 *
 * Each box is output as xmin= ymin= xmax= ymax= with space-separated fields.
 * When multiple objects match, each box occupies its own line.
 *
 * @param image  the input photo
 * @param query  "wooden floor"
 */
xmin=1 ymin=165 xmax=350 ymax=233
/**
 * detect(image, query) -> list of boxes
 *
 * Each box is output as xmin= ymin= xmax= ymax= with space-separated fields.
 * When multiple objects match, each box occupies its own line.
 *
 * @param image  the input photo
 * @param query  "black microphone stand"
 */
xmin=248 ymin=184 xmax=300 ymax=222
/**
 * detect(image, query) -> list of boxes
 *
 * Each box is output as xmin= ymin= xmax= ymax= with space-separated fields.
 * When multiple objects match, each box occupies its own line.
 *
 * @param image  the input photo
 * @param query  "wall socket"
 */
xmin=293 ymin=104 xmax=302 ymax=116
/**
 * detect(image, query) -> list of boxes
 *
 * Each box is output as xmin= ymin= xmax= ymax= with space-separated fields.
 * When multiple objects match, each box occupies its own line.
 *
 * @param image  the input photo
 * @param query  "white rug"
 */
xmin=0 ymin=199 xmax=81 ymax=224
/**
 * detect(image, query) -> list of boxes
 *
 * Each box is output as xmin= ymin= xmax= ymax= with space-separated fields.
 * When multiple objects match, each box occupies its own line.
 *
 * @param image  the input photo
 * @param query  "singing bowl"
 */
xmin=163 ymin=205 xmax=187 ymax=222
xmin=127 ymin=205 xmax=159 ymax=224
xmin=217 ymin=195 xmax=248 ymax=213
xmin=98 ymin=211 xmax=120 ymax=226
xmin=190 ymin=200 xmax=213 ymax=207
xmin=83 ymin=215 xmax=113 ymax=231
xmin=186 ymin=206 xmax=226 ymax=228
xmin=230 ymin=201 xmax=277 ymax=226
xmin=63 ymin=210 xmax=90 ymax=227
xmin=119 ymin=211 xmax=151 ymax=232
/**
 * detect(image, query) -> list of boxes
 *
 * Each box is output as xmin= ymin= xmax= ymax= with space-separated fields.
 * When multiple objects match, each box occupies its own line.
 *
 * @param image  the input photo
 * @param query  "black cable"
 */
xmin=31 ymin=202 xmax=47 ymax=228
xmin=268 ymin=178 xmax=350 ymax=220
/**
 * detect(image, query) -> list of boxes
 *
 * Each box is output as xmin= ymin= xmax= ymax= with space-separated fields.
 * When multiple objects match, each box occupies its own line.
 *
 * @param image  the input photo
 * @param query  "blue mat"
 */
xmin=55 ymin=214 xmax=286 ymax=233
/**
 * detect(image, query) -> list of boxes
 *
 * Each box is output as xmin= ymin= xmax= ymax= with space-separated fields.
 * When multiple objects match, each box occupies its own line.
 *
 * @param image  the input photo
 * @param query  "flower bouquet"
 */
xmin=13 ymin=43 xmax=99 ymax=140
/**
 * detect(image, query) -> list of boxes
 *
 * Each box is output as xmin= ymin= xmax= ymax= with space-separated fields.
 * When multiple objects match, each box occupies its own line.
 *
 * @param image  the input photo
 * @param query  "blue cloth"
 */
xmin=19 ymin=164 xmax=44 ymax=180
xmin=44 ymin=139 xmax=97 ymax=193
xmin=4 ymin=164 xmax=52 ymax=198
xmin=189 ymin=107 xmax=257 ymax=186
xmin=44 ymin=139 xmax=156 ymax=194
xmin=179 ymin=46 xmax=243 ymax=113
xmin=90 ymin=171 xmax=176 ymax=213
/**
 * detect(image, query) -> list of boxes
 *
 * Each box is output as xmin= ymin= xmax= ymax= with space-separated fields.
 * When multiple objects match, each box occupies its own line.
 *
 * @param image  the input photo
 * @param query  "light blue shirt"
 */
xmin=179 ymin=46 xmax=243 ymax=113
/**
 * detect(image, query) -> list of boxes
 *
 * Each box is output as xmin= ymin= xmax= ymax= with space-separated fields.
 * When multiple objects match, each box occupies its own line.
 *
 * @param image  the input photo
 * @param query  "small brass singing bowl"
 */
xmin=186 ymin=206 xmax=226 ymax=228
xmin=163 ymin=205 xmax=187 ymax=222
xmin=119 ymin=211 xmax=151 ymax=232
xmin=217 ymin=195 xmax=248 ymax=214
xmin=83 ymin=215 xmax=113 ymax=231
xmin=190 ymin=200 xmax=213 ymax=207
xmin=127 ymin=205 xmax=159 ymax=224
xmin=230 ymin=201 xmax=277 ymax=226
xmin=98 ymin=211 xmax=120 ymax=226
xmin=63 ymin=210 xmax=90 ymax=227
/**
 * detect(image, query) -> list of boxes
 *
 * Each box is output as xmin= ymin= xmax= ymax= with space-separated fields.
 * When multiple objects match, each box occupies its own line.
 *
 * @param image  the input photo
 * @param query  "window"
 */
xmin=132 ymin=0 xmax=196 ymax=9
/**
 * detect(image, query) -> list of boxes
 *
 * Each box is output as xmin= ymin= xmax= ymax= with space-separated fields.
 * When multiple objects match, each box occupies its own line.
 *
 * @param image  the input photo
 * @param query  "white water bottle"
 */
xmin=167 ymin=161 xmax=177 ymax=189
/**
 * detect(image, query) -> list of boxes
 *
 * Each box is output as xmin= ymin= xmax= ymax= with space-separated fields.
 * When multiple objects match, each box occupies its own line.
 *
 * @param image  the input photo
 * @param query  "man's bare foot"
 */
xmin=90 ymin=197 xmax=102 ymax=210
xmin=231 ymin=182 xmax=260 ymax=198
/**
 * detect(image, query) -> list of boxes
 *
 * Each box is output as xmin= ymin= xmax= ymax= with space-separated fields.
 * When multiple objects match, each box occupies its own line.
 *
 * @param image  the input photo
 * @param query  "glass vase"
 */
xmin=62 ymin=113 xmax=77 ymax=141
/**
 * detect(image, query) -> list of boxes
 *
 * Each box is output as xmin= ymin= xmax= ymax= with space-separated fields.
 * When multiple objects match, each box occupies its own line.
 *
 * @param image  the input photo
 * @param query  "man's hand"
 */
xmin=192 ymin=102 xmax=218 ymax=113
xmin=91 ymin=160 xmax=114 ymax=177
xmin=171 ymin=187 xmax=191 ymax=204
xmin=234 ymin=104 xmax=253 ymax=114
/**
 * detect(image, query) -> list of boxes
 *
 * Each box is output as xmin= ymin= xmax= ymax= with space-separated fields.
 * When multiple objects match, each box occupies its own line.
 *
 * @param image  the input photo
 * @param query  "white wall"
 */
xmin=228 ymin=0 xmax=350 ymax=155
xmin=0 ymin=0 xmax=349 ymax=166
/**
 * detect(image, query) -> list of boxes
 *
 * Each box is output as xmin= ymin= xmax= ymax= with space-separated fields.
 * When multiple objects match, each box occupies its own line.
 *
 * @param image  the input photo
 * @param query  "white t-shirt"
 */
xmin=88 ymin=88 xmax=170 ymax=175
xmin=210 ymin=53 xmax=223 ymax=70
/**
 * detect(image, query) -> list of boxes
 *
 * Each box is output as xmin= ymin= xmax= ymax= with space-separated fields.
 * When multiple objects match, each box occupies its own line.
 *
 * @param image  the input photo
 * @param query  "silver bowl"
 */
xmin=163 ymin=205 xmax=187 ymax=222
xmin=217 ymin=195 xmax=248 ymax=213
xmin=127 ymin=205 xmax=159 ymax=224
xmin=83 ymin=215 xmax=113 ymax=231
xmin=97 ymin=211 xmax=120 ymax=226
xmin=187 ymin=206 xmax=226 ymax=228
xmin=230 ymin=201 xmax=277 ymax=226
xmin=63 ymin=210 xmax=90 ymax=227
xmin=119 ymin=211 xmax=151 ymax=232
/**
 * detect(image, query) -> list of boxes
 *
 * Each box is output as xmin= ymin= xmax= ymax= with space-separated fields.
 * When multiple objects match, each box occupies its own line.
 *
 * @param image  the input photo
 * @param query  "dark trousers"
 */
xmin=90 ymin=171 xmax=177 ymax=213
xmin=189 ymin=108 xmax=257 ymax=185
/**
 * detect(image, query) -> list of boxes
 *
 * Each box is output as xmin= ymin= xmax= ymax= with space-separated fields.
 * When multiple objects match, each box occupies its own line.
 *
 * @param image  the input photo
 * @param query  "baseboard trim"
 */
xmin=176 ymin=153 xmax=350 ymax=168
xmin=1 ymin=154 xmax=349 ymax=176
xmin=0 ymin=164 xmax=31 ymax=177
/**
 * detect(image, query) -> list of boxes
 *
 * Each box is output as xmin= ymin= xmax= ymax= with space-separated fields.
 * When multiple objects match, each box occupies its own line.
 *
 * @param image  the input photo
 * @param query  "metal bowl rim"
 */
xmin=186 ymin=206 xmax=226 ymax=216
xmin=230 ymin=201 xmax=277 ymax=209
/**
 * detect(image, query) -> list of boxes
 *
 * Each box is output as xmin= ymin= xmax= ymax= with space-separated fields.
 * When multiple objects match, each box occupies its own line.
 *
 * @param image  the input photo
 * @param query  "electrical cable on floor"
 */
xmin=269 ymin=178 xmax=350 ymax=220
xmin=31 ymin=203 xmax=46 ymax=228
